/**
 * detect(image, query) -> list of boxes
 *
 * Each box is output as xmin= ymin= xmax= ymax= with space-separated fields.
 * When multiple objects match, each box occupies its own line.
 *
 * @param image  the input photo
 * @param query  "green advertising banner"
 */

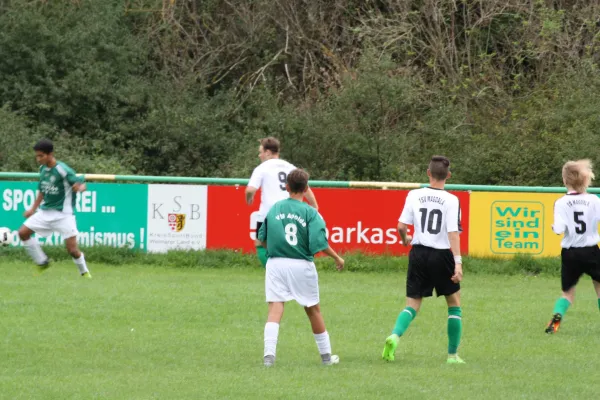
xmin=0 ymin=182 xmax=148 ymax=250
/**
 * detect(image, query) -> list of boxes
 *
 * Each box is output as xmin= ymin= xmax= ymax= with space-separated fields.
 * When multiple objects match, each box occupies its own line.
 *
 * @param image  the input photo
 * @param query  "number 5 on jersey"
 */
xmin=574 ymin=211 xmax=586 ymax=234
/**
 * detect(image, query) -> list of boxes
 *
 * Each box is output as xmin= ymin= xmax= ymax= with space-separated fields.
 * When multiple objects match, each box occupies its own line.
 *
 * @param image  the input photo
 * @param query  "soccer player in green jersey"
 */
xmin=257 ymin=169 xmax=344 ymax=367
xmin=17 ymin=139 xmax=92 ymax=278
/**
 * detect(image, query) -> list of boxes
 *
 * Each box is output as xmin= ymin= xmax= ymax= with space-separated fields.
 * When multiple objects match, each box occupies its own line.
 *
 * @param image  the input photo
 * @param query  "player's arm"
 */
xmin=447 ymin=198 xmax=462 ymax=283
xmin=257 ymin=217 xmax=268 ymax=248
xmin=246 ymin=167 xmax=262 ymax=205
xmin=73 ymin=182 xmax=86 ymax=192
xmin=309 ymin=211 xmax=344 ymax=270
xmin=25 ymin=168 xmax=45 ymax=217
xmin=448 ymin=232 xmax=462 ymax=283
xmin=24 ymin=191 xmax=44 ymax=218
xmin=397 ymin=221 xmax=412 ymax=246
xmin=322 ymin=246 xmax=344 ymax=271
xmin=66 ymin=167 xmax=86 ymax=192
xmin=304 ymin=187 xmax=319 ymax=211
xmin=397 ymin=193 xmax=414 ymax=246
xmin=259 ymin=235 xmax=267 ymax=248
xmin=245 ymin=186 xmax=258 ymax=205
xmin=552 ymin=201 xmax=567 ymax=234
xmin=72 ymin=182 xmax=86 ymax=192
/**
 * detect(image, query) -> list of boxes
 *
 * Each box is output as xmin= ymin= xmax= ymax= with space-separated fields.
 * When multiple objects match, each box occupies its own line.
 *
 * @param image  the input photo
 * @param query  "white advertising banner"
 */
xmin=146 ymin=185 xmax=207 ymax=253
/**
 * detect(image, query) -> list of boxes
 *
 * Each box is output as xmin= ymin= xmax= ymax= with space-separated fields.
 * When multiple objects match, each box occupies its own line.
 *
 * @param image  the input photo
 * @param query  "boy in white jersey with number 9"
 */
xmin=257 ymin=168 xmax=344 ymax=367
xmin=545 ymin=159 xmax=600 ymax=333
xmin=382 ymin=156 xmax=465 ymax=364
xmin=17 ymin=139 xmax=91 ymax=278
xmin=246 ymin=137 xmax=319 ymax=267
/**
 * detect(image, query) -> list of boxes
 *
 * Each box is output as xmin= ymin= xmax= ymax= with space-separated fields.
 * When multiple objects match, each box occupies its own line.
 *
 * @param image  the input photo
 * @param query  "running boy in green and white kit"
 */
xmin=257 ymin=169 xmax=344 ymax=367
xmin=17 ymin=139 xmax=92 ymax=278
xmin=545 ymin=159 xmax=600 ymax=333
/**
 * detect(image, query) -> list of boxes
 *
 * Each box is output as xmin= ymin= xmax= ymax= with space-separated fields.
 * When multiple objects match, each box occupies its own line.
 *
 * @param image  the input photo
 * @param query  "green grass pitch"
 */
xmin=0 ymin=260 xmax=599 ymax=399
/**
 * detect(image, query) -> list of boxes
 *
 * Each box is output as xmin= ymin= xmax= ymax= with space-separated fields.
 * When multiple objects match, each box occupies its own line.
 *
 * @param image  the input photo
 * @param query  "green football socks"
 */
xmin=256 ymin=246 xmax=268 ymax=268
xmin=552 ymin=297 xmax=571 ymax=317
xmin=447 ymin=307 xmax=462 ymax=355
xmin=392 ymin=307 xmax=417 ymax=337
xmin=597 ymin=298 xmax=600 ymax=312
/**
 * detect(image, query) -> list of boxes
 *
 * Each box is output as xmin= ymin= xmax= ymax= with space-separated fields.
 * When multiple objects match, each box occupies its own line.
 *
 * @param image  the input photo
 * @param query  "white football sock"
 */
xmin=23 ymin=237 xmax=48 ymax=265
xmin=314 ymin=331 xmax=332 ymax=355
xmin=264 ymin=322 xmax=279 ymax=357
xmin=73 ymin=253 xmax=89 ymax=274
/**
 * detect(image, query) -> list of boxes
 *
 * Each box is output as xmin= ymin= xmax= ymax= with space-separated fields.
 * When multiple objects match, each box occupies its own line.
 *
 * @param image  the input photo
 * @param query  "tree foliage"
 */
xmin=0 ymin=0 xmax=599 ymax=185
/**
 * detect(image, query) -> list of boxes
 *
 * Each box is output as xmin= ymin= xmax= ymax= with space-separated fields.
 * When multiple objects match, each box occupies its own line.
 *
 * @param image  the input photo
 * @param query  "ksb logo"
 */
xmin=151 ymin=196 xmax=202 ymax=225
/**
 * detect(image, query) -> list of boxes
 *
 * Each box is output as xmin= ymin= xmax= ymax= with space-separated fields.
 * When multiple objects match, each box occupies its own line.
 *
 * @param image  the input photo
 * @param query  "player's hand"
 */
xmin=335 ymin=257 xmax=345 ymax=271
xmin=401 ymin=235 xmax=412 ymax=246
xmin=451 ymin=265 xmax=463 ymax=283
xmin=24 ymin=209 xmax=35 ymax=218
xmin=74 ymin=183 xmax=87 ymax=192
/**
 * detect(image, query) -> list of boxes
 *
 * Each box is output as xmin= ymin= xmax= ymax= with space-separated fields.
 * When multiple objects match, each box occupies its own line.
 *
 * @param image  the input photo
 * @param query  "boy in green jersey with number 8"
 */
xmin=258 ymin=169 xmax=344 ymax=367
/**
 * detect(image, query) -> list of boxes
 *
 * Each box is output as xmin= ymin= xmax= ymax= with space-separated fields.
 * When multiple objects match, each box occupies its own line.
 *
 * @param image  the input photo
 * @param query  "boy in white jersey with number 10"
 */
xmin=246 ymin=137 xmax=319 ymax=267
xmin=17 ymin=139 xmax=92 ymax=278
xmin=382 ymin=156 xmax=465 ymax=364
xmin=545 ymin=160 xmax=600 ymax=334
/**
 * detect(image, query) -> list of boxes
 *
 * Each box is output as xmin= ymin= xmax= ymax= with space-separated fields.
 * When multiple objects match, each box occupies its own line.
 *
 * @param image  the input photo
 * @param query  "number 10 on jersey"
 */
xmin=420 ymin=208 xmax=442 ymax=234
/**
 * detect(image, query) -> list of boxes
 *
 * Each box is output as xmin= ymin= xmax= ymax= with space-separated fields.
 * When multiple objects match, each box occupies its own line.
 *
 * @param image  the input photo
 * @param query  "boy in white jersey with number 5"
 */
xmin=382 ymin=156 xmax=465 ymax=364
xmin=17 ymin=139 xmax=92 ymax=278
xmin=246 ymin=137 xmax=319 ymax=267
xmin=545 ymin=160 xmax=600 ymax=333
xmin=257 ymin=168 xmax=344 ymax=367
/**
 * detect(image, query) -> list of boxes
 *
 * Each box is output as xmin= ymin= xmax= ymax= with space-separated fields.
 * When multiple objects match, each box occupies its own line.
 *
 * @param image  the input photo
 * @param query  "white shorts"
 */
xmin=265 ymin=257 xmax=320 ymax=307
xmin=24 ymin=209 xmax=79 ymax=239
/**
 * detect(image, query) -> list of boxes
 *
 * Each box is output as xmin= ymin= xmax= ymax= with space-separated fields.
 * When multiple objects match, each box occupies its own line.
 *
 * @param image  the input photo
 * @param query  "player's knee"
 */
xmin=69 ymin=251 xmax=81 ymax=260
xmin=66 ymin=245 xmax=80 ymax=258
xmin=304 ymin=304 xmax=321 ymax=315
xmin=406 ymin=297 xmax=423 ymax=311
xmin=562 ymin=292 xmax=575 ymax=303
xmin=18 ymin=228 xmax=31 ymax=241
xmin=445 ymin=293 xmax=461 ymax=308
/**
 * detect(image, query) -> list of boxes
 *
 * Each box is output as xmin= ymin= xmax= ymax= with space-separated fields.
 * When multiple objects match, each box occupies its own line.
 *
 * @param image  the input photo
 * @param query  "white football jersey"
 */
xmin=553 ymin=193 xmax=600 ymax=248
xmin=248 ymin=158 xmax=296 ymax=221
xmin=398 ymin=188 xmax=461 ymax=249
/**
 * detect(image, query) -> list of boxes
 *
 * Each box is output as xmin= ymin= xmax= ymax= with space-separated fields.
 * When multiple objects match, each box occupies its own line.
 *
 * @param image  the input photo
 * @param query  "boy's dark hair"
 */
xmin=287 ymin=169 xmax=309 ymax=193
xmin=429 ymin=155 xmax=450 ymax=181
xmin=259 ymin=137 xmax=280 ymax=154
xmin=33 ymin=139 xmax=54 ymax=154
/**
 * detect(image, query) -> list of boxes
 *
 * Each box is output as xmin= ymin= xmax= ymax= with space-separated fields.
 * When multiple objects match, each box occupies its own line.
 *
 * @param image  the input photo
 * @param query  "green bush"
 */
xmin=1 ymin=1 xmax=599 ymax=185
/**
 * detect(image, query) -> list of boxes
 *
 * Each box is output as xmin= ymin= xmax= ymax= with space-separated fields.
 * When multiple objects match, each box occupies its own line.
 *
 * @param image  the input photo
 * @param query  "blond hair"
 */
xmin=562 ymin=159 xmax=595 ymax=193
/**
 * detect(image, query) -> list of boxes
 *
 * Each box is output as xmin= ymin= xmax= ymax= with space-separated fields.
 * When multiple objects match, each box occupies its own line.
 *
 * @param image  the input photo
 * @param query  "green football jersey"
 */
xmin=38 ymin=161 xmax=84 ymax=213
xmin=257 ymin=198 xmax=329 ymax=261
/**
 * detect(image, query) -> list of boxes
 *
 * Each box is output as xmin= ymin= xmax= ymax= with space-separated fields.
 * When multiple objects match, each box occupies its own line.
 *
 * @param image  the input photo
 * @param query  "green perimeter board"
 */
xmin=0 ymin=181 xmax=148 ymax=250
